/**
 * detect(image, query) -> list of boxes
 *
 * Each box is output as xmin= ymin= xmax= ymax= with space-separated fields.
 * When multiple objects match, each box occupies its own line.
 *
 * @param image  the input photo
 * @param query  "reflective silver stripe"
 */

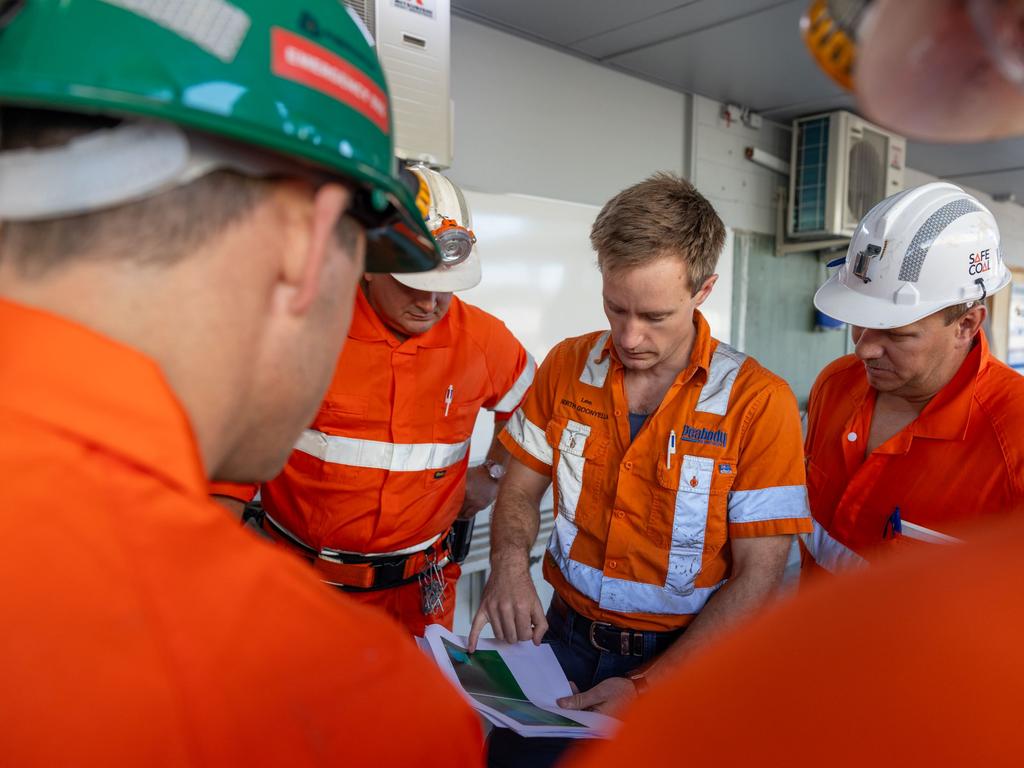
xmin=900 ymin=520 xmax=962 ymax=544
xmin=504 ymin=409 xmax=553 ymax=466
xmin=728 ymin=485 xmax=810 ymax=524
xmin=547 ymin=450 xmax=726 ymax=615
xmin=696 ymin=342 xmax=747 ymax=415
xmin=579 ymin=332 xmax=611 ymax=387
xmin=294 ymin=429 xmax=469 ymax=471
xmin=899 ymin=198 xmax=982 ymax=282
xmin=598 ymin=576 xmax=723 ymax=615
xmin=554 ymin=420 xmax=591 ymax=524
xmin=801 ymin=519 xmax=867 ymax=572
xmin=546 ymin=516 xmax=724 ymax=615
xmin=546 ymin=513 xmax=588 ymax=591
xmin=665 ymin=454 xmax=714 ymax=596
xmin=491 ymin=354 xmax=536 ymax=413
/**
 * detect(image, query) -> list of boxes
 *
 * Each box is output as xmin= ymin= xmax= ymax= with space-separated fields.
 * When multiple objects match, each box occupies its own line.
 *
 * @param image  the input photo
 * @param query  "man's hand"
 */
xmin=556 ymin=677 xmax=637 ymax=716
xmin=467 ymin=556 xmax=547 ymax=652
xmin=212 ymin=495 xmax=246 ymax=521
xmin=458 ymin=465 xmax=499 ymax=520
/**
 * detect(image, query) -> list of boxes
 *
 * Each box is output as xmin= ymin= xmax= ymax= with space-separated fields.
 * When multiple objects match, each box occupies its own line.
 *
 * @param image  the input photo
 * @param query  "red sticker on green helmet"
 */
xmin=271 ymin=27 xmax=389 ymax=134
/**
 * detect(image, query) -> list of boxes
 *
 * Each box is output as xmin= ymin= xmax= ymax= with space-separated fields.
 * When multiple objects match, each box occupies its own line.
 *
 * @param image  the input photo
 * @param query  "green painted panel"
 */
xmin=731 ymin=232 xmax=851 ymax=408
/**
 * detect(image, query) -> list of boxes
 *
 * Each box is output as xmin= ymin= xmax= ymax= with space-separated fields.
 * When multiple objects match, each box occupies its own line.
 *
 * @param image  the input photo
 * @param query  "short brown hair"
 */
xmin=942 ymin=301 xmax=985 ymax=326
xmin=590 ymin=172 xmax=725 ymax=295
xmin=0 ymin=108 xmax=271 ymax=279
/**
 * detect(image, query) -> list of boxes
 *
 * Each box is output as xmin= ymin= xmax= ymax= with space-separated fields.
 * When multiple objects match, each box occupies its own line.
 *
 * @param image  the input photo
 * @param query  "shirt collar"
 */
xmin=0 ymin=299 xmax=208 ymax=497
xmin=348 ymin=288 xmax=455 ymax=349
xmin=910 ymin=330 xmax=989 ymax=442
xmin=603 ymin=309 xmax=714 ymax=383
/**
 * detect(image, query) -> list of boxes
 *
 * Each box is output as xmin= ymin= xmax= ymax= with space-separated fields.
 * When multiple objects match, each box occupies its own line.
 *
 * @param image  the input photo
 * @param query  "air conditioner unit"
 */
xmin=787 ymin=110 xmax=905 ymax=239
xmin=342 ymin=0 xmax=452 ymax=168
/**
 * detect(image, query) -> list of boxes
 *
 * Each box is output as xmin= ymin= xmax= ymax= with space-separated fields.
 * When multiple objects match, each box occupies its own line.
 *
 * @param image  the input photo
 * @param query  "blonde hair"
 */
xmin=590 ymin=172 xmax=725 ymax=295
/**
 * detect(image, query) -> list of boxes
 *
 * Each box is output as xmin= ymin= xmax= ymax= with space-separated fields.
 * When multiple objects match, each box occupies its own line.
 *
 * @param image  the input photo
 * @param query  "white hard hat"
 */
xmin=814 ymin=182 xmax=1010 ymax=329
xmin=392 ymin=165 xmax=481 ymax=292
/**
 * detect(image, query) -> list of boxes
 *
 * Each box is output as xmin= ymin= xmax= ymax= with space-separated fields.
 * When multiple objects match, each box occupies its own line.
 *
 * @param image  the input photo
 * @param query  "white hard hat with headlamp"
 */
xmin=393 ymin=165 xmax=481 ymax=292
xmin=814 ymin=182 xmax=1011 ymax=330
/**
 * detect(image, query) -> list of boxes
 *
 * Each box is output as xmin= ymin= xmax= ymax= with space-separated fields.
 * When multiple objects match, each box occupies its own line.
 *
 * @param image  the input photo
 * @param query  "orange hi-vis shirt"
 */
xmin=262 ymin=290 xmax=533 ymax=554
xmin=563 ymin=514 xmax=1024 ymax=768
xmin=802 ymin=331 xmax=1024 ymax=573
xmin=500 ymin=312 xmax=812 ymax=632
xmin=0 ymin=299 xmax=482 ymax=767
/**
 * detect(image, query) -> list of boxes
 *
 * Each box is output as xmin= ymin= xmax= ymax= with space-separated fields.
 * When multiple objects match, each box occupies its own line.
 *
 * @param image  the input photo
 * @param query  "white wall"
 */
xmin=689 ymin=94 xmax=791 ymax=235
xmin=448 ymin=16 xmax=685 ymax=205
xmin=448 ymin=17 xmax=794 ymax=241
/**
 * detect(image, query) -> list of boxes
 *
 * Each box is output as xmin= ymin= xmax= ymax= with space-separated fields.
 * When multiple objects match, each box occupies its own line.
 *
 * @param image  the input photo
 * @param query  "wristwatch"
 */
xmin=482 ymin=459 xmax=506 ymax=481
xmin=626 ymin=669 xmax=650 ymax=695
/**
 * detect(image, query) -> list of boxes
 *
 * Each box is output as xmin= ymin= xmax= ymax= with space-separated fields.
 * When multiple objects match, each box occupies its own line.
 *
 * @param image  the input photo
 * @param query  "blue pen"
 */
xmin=883 ymin=507 xmax=902 ymax=539
xmin=666 ymin=430 xmax=677 ymax=470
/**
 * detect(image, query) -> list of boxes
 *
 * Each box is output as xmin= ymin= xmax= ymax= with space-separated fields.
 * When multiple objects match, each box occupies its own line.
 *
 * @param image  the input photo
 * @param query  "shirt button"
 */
xmin=615 ymin=510 xmax=625 ymax=519
xmin=847 ymin=432 xmax=858 ymax=442
xmin=614 ymin=409 xmax=622 ymax=417
xmin=624 ymin=461 xmax=633 ymax=470
xmin=608 ymin=560 xmax=618 ymax=569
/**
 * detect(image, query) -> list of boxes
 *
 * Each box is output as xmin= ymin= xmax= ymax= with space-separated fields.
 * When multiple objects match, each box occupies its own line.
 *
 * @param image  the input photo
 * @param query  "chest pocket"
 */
xmin=654 ymin=453 xmax=736 ymax=595
xmin=433 ymin=396 xmax=482 ymax=445
xmin=546 ymin=418 xmax=608 ymax=525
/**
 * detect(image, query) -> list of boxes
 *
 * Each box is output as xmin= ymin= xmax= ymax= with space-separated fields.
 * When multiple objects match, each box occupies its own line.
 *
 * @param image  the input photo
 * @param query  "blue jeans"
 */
xmin=485 ymin=598 xmax=675 ymax=768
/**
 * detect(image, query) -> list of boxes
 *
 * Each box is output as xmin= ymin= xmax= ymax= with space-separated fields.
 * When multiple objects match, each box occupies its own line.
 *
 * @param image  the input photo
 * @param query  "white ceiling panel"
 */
xmin=451 ymin=0 xmax=686 ymax=47
xmin=603 ymin=1 xmax=841 ymax=114
xmin=574 ymin=0 xmax=796 ymax=61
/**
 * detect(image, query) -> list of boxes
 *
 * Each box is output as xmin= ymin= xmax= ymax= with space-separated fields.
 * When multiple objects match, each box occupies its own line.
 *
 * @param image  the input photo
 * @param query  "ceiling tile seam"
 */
xmin=566 ymin=0 xmax=703 ymax=48
xmin=451 ymin=7 xmax=579 ymax=54
xmin=596 ymin=0 xmax=801 ymax=63
xmin=941 ymin=165 xmax=1024 ymax=181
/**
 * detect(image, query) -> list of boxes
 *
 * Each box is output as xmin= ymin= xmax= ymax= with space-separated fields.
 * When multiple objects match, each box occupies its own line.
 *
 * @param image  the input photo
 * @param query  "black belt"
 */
xmin=245 ymin=502 xmax=452 ymax=592
xmin=551 ymin=593 xmax=685 ymax=657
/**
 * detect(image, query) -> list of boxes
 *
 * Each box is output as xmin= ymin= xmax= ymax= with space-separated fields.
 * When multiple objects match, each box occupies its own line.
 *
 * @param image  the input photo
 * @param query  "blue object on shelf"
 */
xmin=815 ymin=308 xmax=846 ymax=331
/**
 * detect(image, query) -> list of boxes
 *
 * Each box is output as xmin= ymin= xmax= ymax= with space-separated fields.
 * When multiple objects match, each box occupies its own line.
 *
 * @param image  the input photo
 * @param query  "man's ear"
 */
xmin=282 ymin=182 xmax=352 ymax=316
xmin=692 ymin=274 xmax=719 ymax=307
xmin=956 ymin=304 xmax=987 ymax=343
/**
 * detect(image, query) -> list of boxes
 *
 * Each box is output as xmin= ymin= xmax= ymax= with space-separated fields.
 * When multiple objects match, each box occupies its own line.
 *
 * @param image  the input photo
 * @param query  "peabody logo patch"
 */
xmin=679 ymin=424 xmax=727 ymax=448
xmin=969 ymin=248 xmax=991 ymax=276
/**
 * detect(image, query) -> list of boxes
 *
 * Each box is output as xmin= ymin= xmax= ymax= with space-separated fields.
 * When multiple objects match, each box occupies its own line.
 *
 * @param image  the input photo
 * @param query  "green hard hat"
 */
xmin=0 ymin=0 xmax=440 ymax=273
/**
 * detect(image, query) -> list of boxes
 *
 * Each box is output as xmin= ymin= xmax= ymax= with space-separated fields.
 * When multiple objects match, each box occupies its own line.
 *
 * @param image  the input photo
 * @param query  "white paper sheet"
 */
xmin=423 ymin=624 xmax=618 ymax=739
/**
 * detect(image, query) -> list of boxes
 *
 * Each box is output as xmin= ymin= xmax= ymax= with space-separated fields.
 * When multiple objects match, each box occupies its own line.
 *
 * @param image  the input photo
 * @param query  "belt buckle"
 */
xmin=588 ymin=621 xmax=614 ymax=652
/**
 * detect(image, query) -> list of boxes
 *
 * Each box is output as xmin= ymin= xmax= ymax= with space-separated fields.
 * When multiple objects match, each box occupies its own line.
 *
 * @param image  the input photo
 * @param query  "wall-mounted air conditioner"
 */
xmin=343 ymin=0 xmax=452 ymax=168
xmin=787 ymin=110 xmax=905 ymax=239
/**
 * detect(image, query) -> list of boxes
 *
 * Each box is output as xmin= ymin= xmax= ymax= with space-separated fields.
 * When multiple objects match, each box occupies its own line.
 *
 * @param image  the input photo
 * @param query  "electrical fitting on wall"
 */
xmin=721 ymin=102 xmax=762 ymax=129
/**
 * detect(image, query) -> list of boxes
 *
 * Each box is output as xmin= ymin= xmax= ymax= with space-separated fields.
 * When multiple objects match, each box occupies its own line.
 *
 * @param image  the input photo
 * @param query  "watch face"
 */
xmin=486 ymin=462 xmax=506 ymax=480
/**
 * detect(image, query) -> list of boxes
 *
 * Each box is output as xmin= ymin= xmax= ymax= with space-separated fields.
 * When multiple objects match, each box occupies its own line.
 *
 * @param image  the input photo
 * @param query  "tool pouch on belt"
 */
xmin=448 ymin=517 xmax=475 ymax=565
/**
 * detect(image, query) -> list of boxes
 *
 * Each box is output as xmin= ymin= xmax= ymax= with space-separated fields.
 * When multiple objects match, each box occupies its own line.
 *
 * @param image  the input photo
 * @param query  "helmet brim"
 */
xmin=392 ymin=246 xmax=482 ymax=292
xmin=814 ymin=269 xmax=1011 ymax=330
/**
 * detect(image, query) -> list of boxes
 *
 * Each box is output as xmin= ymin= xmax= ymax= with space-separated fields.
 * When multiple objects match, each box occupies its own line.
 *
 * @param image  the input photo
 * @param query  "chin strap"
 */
xmin=975 ymin=277 xmax=988 ymax=304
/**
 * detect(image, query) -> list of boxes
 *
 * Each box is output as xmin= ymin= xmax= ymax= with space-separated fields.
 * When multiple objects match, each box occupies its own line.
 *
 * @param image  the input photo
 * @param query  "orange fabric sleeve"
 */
xmin=728 ymin=381 xmax=812 ymax=538
xmin=497 ymin=341 xmax=562 ymax=475
xmin=208 ymin=481 xmax=258 ymax=503
xmin=480 ymin=315 xmax=534 ymax=419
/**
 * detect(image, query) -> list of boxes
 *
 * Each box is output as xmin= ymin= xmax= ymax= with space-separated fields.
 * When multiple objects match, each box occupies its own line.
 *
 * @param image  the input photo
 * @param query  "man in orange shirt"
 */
xmin=0 ymin=2 xmax=481 ymax=765
xmin=561 ymin=513 xmax=1024 ymax=768
xmin=214 ymin=165 xmax=534 ymax=635
xmin=802 ymin=182 xmax=1024 ymax=574
xmin=568 ymin=4 xmax=1024 ymax=766
xmin=470 ymin=174 xmax=811 ymax=767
